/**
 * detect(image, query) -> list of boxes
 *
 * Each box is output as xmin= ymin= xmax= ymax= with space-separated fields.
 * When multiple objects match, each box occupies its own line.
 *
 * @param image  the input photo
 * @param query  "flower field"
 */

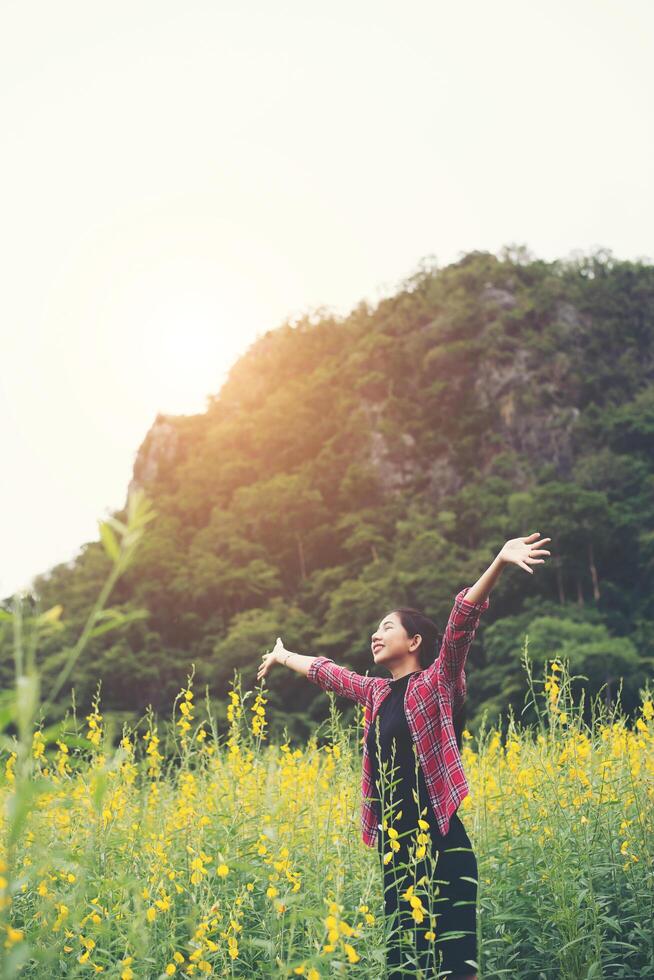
xmin=0 ymin=654 xmax=652 ymax=980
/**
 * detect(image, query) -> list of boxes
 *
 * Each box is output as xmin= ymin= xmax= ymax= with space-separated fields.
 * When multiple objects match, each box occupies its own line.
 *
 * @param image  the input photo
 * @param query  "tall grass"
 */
xmin=0 ymin=507 xmax=652 ymax=978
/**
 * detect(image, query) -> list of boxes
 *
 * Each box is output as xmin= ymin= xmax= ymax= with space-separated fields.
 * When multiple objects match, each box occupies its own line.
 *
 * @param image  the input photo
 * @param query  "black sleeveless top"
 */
xmin=366 ymin=671 xmax=435 ymax=831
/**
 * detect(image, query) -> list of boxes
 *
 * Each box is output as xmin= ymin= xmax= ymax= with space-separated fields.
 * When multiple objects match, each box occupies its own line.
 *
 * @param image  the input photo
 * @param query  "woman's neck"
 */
xmin=389 ymin=665 xmax=421 ymax=682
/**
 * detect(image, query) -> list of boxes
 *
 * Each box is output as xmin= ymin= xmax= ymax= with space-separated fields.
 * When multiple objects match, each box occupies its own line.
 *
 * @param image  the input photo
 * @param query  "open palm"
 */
xmin=499 ymin=532 xmax=551 ymax=574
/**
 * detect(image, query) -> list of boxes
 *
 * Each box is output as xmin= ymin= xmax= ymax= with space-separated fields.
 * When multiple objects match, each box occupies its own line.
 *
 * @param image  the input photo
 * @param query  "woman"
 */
xmin=258 ymin=531 xmax=551 ymax=979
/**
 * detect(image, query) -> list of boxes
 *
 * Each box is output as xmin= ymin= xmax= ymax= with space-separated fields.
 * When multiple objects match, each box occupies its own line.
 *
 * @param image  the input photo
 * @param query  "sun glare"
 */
xmin=100 ymin=262 xmax=261 ymax=418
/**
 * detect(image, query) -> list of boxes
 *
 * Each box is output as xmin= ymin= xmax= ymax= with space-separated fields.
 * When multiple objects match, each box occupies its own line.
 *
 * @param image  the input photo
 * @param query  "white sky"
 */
xmin=1 ymin=0 xmax=653 ymax=600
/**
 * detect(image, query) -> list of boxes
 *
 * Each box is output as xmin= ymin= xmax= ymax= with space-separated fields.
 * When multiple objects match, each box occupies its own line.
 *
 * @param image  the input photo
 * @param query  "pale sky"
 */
xmin=1 ymin=0 xmax=653 ymax=601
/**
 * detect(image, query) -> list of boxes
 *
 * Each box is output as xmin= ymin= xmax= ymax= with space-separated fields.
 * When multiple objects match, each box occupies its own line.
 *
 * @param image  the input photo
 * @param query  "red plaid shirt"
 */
xmin=307 ymin=587 xmax=490 ymax=848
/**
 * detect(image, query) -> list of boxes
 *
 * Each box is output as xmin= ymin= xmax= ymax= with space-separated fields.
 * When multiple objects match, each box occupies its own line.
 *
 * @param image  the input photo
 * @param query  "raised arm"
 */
xmin=425 ymin=531 xmax=551 ymax=703
xmin=257 ymin=637 xmax=381 ymax=706
xmin=427 ymin=587 xmax=490 ymax=700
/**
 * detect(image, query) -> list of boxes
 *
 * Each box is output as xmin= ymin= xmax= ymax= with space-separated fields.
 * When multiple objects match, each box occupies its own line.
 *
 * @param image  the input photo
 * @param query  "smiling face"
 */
xmin=370 ymin=611 xmax=422 ymax=673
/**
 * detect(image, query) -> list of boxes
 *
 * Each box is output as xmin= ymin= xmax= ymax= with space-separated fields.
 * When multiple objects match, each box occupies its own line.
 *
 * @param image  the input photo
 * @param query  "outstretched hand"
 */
xmin=257 ymin=637 xmax=286 ymax=683
xmin=499 ymin=532 xmax=551 ymax=574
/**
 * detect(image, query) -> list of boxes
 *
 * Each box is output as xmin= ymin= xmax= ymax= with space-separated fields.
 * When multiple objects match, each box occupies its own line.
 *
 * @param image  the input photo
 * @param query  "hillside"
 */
xmin=6 ymin=246 xmax=654 ymax=738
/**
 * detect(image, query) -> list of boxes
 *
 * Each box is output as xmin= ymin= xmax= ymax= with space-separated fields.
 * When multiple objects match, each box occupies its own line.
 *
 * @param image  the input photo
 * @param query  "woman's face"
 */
xmin=371 ymin=612 xmax=419 ymax=669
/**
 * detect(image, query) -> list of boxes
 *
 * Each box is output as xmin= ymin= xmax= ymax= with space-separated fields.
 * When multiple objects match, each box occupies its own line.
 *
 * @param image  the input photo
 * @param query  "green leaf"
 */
xmin=99 ymin=521 xmax=120 ymax=561
xmin=87 ymin=607 xmax=149 ymax=640
xmin=37 ymin=604 xmax=63 ymax=626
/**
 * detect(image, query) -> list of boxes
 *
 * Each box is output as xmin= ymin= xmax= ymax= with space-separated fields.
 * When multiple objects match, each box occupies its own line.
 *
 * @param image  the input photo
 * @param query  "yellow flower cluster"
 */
xmin=177 ymin=686 xmax=194 ymax=747
xmin=0 ymin=667 xmax=650 ymax=975
xmin=251 ymin=692 xmax=268 ymax=740
xmin=86 ymin=696 xmax=104 ymax=749
xmin=322 ymin=899 xmax=362 ymax=963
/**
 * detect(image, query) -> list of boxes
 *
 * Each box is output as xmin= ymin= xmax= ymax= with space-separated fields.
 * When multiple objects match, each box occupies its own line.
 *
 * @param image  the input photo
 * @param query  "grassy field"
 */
xmin=0 ymin=652 xmax=652 ymax=980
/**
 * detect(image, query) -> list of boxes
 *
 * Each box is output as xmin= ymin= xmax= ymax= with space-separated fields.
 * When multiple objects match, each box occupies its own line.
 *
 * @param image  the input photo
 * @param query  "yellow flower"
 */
xmin=216 ymin=864 xmax=229 ymax=877
xmin=4 ymin=753 xmax=16 ymax=783
xmin=32 ymin=730 xmax=46 ymax=760
xmin=343 ymin=943 xmax=360 ymax=964
xmin=4 ymin=926 xmax=23 ymax=947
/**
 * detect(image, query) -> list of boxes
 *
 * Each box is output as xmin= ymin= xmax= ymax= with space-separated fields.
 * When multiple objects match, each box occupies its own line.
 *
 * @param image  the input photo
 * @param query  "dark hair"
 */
xmin=393 ymin=606 xmax=468 ymax=751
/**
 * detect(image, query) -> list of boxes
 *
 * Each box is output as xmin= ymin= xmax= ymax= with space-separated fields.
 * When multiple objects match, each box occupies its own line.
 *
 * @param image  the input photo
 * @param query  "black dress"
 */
xmin=366 ymin=671 xmax=478 ymax=979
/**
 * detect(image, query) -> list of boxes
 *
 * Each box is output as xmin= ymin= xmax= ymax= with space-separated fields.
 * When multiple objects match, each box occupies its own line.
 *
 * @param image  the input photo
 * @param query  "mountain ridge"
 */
xmin=6 ymin=246 xmax=654 ymax=737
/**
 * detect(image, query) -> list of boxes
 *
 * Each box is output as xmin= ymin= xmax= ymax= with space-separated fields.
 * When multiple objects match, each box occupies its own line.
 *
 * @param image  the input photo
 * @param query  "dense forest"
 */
xmin=3 ymin=246 xmax=654 ymax=739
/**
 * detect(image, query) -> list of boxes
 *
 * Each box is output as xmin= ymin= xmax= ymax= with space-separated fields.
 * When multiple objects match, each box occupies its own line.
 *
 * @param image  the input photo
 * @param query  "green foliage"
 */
xmin=3 ymin=248 xmax=654 ymax=738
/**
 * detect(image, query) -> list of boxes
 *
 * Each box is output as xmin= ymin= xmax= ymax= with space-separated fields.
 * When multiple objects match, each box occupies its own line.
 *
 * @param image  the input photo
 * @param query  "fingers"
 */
xmin=519 ymin=561 xmax=534 ymax=574
xmin=257 ymin=651 xmax=272 ymax=681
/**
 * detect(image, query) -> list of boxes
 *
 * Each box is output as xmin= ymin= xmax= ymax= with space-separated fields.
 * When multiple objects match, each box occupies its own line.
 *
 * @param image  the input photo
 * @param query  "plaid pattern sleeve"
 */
xmin=306 ymin=657 xmax=380 ymax=706
xmin=423 ymin=587 xmax=490 ymax=705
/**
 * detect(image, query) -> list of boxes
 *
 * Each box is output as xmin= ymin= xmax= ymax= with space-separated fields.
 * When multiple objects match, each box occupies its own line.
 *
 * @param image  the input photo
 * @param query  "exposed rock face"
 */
xmin=480 ymin=283 xmax=518 ymax=310
xmin=368 ymin=429 xmax=418 ymax=491
xmin=555 ymin=301 xmax=585 ymax=331
xmin=127 ymin=414 xmax=180 ymax=503
xmin=425 ymin=456 xmax=464 ymax=499
xmin=474 ymin=348 xmax=531 ymax=411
